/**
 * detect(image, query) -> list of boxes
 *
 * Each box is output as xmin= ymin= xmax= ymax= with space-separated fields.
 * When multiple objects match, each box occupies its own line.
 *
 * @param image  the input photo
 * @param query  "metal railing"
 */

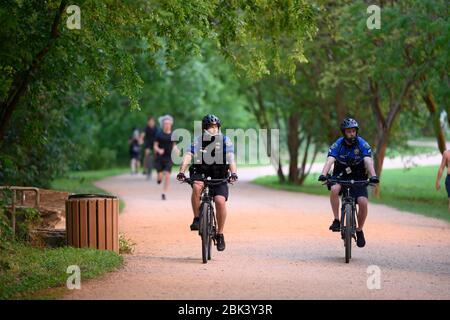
xmin=0 ymin=186 xmax=40 ymax=237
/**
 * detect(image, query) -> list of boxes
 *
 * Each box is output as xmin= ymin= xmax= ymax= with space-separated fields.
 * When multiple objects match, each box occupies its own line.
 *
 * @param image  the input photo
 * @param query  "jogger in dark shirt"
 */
xmin=153 ymin=115 xmax=180 ymax=200
xmin=140 ymin=116 xmax=159 ymax=180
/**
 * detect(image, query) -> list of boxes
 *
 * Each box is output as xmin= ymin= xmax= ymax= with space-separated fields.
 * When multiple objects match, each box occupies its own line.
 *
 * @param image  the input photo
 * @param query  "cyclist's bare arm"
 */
xmin=172 ymin=142 xmax=181 ymax=157
xmin=179 ymin=152 xmax=193 ymax=173
xmin=436 ymin=151 xmax=449 ymax=190
xmin=321 ymin=156 xmax=335 ymax=176
xmin=153 ymin=141 xmax=163 ymax=155
xmin=363 ymin=157 xmax=377 ymax=177
xmin=227 ymin=152 xmax=237 ymax=174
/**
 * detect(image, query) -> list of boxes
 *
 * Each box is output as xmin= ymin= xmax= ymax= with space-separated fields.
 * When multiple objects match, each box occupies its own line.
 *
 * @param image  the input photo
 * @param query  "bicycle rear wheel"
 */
xmin=344 ymin=203 xmax=353 ymax=263
xmin=200 ymin=204 xmax=210 ymax=264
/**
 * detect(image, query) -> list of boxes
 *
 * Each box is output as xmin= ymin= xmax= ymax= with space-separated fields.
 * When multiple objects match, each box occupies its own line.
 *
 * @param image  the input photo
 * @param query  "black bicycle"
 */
xmin=325 ymin=177 xmax=374 ymax=263
xmin=183 ymin=176 xmax=231 ymax=264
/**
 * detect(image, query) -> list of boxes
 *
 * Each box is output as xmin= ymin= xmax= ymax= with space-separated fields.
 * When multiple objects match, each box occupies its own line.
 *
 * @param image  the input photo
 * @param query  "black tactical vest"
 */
xmin=190 ymin=134 xmax=229 ymax=178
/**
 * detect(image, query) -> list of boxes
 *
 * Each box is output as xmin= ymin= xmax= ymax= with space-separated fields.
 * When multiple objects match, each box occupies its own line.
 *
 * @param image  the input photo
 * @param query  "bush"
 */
xmin=119 ymin=233 xmax=136 ymax=255
xmin=84 ymin=147 xmax=118 ymax=170
xmin=14 ymin=208 xmax=43 ymax=243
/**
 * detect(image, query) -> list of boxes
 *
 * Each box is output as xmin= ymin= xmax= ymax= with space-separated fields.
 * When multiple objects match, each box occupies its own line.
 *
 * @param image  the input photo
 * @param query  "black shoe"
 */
xmin=190 ymin=217 xmax=199 ymax=231
xmin=356 ymin=230 xmax=366 ymax=248
xmin=161 ymin=194 xmax=166 ymax=200
xmin=157 ymin=180 xmax=162 ymax=184
xmin=329 ymin=219 xmax=340 ymax=232
xmin=216 ymin=234 xmax=226 ymax=251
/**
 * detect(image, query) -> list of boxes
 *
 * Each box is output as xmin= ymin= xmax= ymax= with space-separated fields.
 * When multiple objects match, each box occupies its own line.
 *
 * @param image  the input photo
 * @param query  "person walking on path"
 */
xmin=140 ymin=116 xmax=159 ymax=180
xmin=436 ymin=150 xmax=450 ymax=213
xmin=129 ymin=128 xmax=142 ymax=175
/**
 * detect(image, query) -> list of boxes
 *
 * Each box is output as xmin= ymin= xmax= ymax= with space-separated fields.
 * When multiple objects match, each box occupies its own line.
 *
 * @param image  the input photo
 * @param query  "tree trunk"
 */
xmin=446 ymin=106 xmax=450 ymax=129
xmin=299 ymin=143 xmax=318 ymax=186
xmin=287 ymin=112 xmax=300 ymax=184
xmin=298 ymin=134 xmax=311 ymax=184
xmin=247 ymin=83 xmax=286 ymax=183
xmin=423 ymin=90 xmax=446 ymax=154
xmin=277 ymin=162 xmax=285 ymax=183
xmin=274 ymin=107 xmax=286 ymax=182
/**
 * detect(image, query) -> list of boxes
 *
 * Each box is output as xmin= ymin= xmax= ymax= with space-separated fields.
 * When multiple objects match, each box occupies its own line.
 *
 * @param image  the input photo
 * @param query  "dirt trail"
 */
xmin=63 ymin=168 xmax=450 ymax=300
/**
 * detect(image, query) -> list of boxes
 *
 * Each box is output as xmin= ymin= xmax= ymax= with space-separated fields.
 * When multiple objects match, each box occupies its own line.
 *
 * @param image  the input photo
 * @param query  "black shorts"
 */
xmin=347 ymin=186 xmax=368 ymax=200
xmin=191 ymin=181 xmax=229 ymax=201
xmin=144 ymin=142 xmax=154 ymax=150
xmin=154 ymin=157 xmax=173 ymax=172
xmin=130 ymin=152 xmax=140 ymax=160
xmin=329 ymin=180 xmax=368 ymax=200
xmin=446 ymin=175 xmax=450 ymax=198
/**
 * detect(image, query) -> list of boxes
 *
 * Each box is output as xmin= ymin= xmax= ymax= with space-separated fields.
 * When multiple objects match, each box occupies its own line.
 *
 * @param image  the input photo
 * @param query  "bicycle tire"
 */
xmin=208 ymin=208 xmax=214 ymax=260
xmin=344 ymin=203 xmax=353 ymax=263
xmin=200 ymin=204 xmax=210 ymax=264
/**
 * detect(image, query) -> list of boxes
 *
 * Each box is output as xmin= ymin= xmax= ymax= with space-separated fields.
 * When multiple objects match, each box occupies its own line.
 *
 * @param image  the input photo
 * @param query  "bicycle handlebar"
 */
xmin=324 ymin=178 xmax=373 ymax=187
xmin=182 ymin=177 xmax=231 ymax=186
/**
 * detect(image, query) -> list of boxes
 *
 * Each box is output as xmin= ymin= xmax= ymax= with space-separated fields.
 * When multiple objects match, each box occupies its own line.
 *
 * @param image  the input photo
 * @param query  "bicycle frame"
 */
xmin=324 ymin=177 xmax=372 ymax=263
xmin=198 ymin=183 xmax=218 ymax=238
xmin=183 ymin=177 xmax=229 ymax=254
xmin=340 ymin=185 xmax=358 ymax=239
xmin=328 ymin=178 xmax=372 ymax=231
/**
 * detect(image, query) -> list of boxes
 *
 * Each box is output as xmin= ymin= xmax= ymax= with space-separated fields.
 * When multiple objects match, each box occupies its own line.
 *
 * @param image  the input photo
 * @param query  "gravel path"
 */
xmin=63 ymin=164 xmax=450 ymax=300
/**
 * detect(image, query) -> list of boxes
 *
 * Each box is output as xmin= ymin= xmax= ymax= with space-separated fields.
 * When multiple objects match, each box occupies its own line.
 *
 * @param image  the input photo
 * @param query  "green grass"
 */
xmin=385 ymin=145 xmax=438 ymax=158
xmin=0 ymin=243 xmax=122 ymax=300
xmin=0 ymin=167 xmax=130 ymax=300
xmin=51 ymin=167 xmax=128 ymax=212
xmin=252 ymin=166 xmax=449 ymax=222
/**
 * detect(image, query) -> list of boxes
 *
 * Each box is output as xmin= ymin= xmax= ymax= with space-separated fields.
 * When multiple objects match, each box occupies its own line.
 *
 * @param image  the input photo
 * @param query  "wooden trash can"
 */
xmin=66 ymin=194 xmax=119 ymax=253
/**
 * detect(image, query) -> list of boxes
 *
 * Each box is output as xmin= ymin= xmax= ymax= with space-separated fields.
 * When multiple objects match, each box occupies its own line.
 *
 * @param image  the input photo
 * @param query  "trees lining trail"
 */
xmin=64 ymin=167 xmax=450 ymax=300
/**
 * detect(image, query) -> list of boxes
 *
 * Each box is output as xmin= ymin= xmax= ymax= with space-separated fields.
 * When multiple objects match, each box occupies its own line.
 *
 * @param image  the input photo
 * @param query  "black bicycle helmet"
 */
xmin=202 ymin=114 xmax=221 ymax=130
xmin=340 ymin=117 xmax=359 ymax=134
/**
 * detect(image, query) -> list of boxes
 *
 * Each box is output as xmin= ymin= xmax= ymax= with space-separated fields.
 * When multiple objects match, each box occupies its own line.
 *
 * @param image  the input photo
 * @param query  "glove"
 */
xmin=318 ymin=174 xmax=327 ymax=182
xmin=177 ymin=172 xmax=186 ymax=181
xmin=369 ymin=176 xmax=380 ymax=184
xmin=229 ymin=173 xmax=238 ymax=182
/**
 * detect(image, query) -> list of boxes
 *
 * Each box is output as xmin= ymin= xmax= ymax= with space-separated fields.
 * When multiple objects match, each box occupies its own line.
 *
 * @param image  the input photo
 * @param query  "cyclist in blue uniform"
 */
xmin=177 ymin=114 xmax=238 ymax=252
xmin=318 ymin=118 xmax=379 ymax=248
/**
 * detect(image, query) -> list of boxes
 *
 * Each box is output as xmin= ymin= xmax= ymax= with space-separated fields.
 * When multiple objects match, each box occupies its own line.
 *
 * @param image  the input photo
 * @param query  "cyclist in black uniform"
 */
xmin=177 ymin=114 xmax=238 ymax=251
xmin=318 ymin=118 xmax=379 ymax=248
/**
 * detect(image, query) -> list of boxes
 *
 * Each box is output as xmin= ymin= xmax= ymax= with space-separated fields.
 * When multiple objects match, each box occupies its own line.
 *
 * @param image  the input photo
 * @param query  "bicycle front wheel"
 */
xmin=200 ymin=204 xmax=210 ymax=264
xmin=344 ymin=203 xmax=353 ymax=263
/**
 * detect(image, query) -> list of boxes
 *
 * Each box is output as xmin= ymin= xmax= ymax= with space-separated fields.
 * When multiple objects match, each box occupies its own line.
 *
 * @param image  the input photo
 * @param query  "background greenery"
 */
xmin=1 ymin=0 xmax=448 ymax=190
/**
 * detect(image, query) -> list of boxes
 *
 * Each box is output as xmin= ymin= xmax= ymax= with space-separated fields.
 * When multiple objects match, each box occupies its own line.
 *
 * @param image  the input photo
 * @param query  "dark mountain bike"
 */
xmin=325 ymin=177 xmax=374 ymax=263
xmin=183 ymin=176 xmax=231 ymax=264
